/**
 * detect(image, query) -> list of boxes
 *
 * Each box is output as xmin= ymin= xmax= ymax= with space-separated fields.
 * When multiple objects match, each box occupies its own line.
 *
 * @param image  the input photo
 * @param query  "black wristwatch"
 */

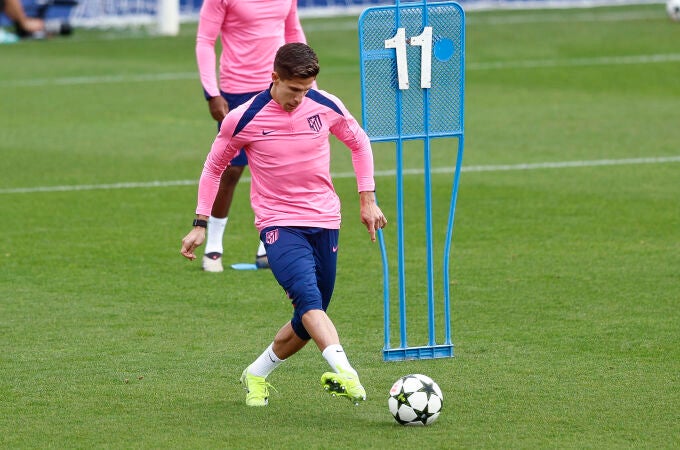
xmin=192 ymin=219 xmax=208 ymax=228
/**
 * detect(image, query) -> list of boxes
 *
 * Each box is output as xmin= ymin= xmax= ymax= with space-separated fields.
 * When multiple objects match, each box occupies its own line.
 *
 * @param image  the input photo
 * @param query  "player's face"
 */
xmin=271 ymin=73 xmax=315 ymax=112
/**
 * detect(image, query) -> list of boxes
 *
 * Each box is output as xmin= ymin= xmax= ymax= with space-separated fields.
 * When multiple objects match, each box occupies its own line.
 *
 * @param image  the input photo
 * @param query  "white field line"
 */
xmin=468 ymin=53 xmax=680 ymax=70
xmin=0 ymin=72 xmax=198 ymax=87
xmin=1 ymin=156 xmax=678 ymax=195
xmin=2 ymin=52 xmax=678 ymax=88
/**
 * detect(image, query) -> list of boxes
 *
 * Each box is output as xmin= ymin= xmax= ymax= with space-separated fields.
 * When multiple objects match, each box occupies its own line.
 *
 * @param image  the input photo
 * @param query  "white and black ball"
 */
xmin=388 ymin=374 xmax=443 ymax=426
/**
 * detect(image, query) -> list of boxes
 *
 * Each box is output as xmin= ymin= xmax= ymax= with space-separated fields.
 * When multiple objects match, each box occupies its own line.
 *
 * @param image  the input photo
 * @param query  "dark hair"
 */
xmin=273 ymin=43 xmax=320 ymax=80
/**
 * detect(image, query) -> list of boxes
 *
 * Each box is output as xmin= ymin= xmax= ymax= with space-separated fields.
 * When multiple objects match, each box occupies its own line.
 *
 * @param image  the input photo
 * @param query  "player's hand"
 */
xmin=180 ymin=228 xmax=206 ymax=260
xmin=208 ymin=96 xmax=229 ymax=122
xmin=359 ymin=191 xmax=388 ymax=242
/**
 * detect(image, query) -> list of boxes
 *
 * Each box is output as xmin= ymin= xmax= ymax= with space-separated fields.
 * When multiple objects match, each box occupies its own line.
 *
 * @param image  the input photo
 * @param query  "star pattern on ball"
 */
xmin=389 ymin=374 xmax=443 ymax=426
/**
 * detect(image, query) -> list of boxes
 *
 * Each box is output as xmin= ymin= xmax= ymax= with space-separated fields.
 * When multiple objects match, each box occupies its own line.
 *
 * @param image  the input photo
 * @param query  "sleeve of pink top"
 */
xmin=195 ymin=0 xmax=224 ymax=98
xmin=348 ymin=130 xmax=376 ymax=193
xmin=327 ymin=94 xmax=376 ymax=193
xmin=284 ymin=1 xmax=306 ymax=44
xmin=196 ymin=117 xmax=241 ymax=216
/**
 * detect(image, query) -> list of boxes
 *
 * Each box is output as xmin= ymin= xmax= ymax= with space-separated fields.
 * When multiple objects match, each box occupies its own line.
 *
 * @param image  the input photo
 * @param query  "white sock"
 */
xmin=322 ymin=344 xmax=357 ymax=376
xmin=256 ymin=240 xmax=266 ymax=257
xmin=248 ymin=343 xmax=285 ymax=378
xmin=205 ymin=216 xmax=228 ymax=254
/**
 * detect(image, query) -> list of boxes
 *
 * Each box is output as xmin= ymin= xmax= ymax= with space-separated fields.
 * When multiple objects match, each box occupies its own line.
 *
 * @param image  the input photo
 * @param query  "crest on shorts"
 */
xmin=307 ymin=114 xmax=322 ymax=132
xmin=265 ymin=228 xmax=279 ymax=245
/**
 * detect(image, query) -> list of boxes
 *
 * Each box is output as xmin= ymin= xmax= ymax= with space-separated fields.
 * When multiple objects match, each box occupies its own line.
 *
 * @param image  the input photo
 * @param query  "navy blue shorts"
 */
xmin=260 ymin=227 xmax=339 ymax=341
xmin=217 ymin=91 xmax=260 ymax=167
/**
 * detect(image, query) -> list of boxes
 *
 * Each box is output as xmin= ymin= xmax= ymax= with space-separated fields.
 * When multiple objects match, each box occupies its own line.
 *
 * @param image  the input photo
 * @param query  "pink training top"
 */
xmin=196 ymin=88 xmax=376 ymax=231
xmin=196 ymin=0 xmax=307 ymax=96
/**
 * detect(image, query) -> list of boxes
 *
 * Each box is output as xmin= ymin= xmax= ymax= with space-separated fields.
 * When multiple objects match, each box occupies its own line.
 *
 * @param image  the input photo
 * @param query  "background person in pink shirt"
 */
xmin=181 ymin=43 xmax=387 ymax=407
xmin=195 ymin=0 xmax=308 ymax=272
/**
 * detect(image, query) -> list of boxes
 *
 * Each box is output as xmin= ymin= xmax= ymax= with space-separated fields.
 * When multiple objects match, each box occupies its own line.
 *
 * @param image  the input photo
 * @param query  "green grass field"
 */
xmin=1 ymin=4 xmax=679 ymax=448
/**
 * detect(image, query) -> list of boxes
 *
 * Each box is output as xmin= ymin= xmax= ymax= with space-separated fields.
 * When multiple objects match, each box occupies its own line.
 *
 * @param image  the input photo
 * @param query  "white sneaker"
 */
xmin=202 ymin=252 xmax=224 ymax=272
xmin=0 ymin=29 xmax=19 ymax=44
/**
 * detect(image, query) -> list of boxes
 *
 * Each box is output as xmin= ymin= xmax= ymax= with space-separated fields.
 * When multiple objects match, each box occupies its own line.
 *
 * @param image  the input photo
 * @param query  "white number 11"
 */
xmin=384 ymin=26 xmax=432 ymax=90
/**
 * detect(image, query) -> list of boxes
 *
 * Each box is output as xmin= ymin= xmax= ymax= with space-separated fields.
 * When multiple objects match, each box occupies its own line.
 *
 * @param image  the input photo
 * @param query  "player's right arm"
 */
xmin=283 ymin=0 xmax=306 ymax=44
xmin=180 ymin=214 xmax=209 ymax=260
xmin=196 ymin=0 xmax=229 ymax=121
xmin=283 ymin=2 xmax=318 ymax=90
xmin=197 ymin=113 xmax=242 ymax=213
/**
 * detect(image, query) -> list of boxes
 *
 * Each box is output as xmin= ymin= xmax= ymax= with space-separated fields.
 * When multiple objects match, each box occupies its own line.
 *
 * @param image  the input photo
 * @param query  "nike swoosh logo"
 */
xmin=262 ymin=130 xmax=276 ymax=135
xmin=332 ymin=246 xmax=338 ymax=252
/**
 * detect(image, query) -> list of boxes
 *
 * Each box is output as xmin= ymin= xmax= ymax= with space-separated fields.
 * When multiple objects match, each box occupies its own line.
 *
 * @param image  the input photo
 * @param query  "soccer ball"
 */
xmin=388 ymin=374 xmax=443 ymax=426
xmin=668 ymin=0 xmax=680 ymax=21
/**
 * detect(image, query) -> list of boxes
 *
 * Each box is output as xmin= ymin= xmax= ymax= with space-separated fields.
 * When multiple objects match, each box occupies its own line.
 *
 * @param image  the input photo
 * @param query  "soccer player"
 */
xmin=181 ymin=43 xmax=387 ymax=406
xmin=195 ymin=0 xmax=309 ymax=272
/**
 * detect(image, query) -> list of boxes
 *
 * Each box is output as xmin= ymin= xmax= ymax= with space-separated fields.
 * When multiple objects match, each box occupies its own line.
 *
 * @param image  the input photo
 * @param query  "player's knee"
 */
xmin=288 ymin=278 xmax=323 ymax=340
xmin=287 ymin=278 xmax=322 ymax=312
xmin=290 ymin=317 xmax=311 ymax=341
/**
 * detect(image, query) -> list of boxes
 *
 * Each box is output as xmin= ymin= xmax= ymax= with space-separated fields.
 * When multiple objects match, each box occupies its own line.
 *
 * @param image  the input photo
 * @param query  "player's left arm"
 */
xmin=327 ymin=96 xmax=388 ymax=241
xmin=359 ymin=190 xmax=387 ymax=242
